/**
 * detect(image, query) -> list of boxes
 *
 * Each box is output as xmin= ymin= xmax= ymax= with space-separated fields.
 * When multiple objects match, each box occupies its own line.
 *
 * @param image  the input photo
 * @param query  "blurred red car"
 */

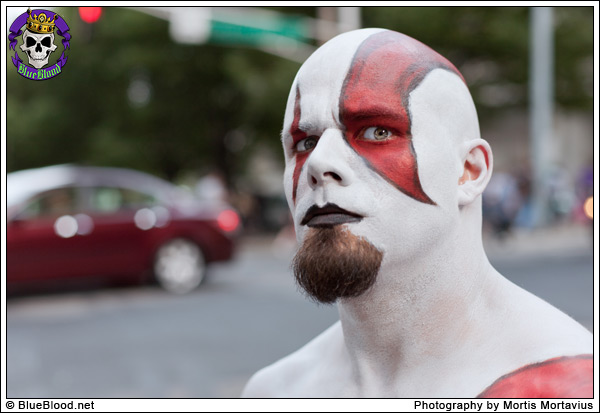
xmin=7 ymin=165 xmax=240 ymax=294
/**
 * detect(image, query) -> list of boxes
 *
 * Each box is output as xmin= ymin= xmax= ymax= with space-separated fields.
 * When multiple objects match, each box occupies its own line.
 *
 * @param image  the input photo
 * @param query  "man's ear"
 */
xmin=457 ymin=139 xmax=493 ymax=206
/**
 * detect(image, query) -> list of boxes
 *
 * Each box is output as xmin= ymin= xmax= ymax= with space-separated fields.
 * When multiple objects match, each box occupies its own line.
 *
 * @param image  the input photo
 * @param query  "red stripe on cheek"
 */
xmin=290 ymin=86 xmax=307 ymax=204
xmin=351 ymin=138 xmax=431 ymax=204
xmin=293 ymin=152 xmax=308 ymax=204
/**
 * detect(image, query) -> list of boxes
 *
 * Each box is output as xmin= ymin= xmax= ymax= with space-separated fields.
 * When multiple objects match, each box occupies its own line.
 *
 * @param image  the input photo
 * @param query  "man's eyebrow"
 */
xmin=288 ymin=121 xmax=318 ymax=143
xmin=297 ymin=121 xmax=318 ymax=133
xmin=342 ymin=107 xmax=405 ymax=123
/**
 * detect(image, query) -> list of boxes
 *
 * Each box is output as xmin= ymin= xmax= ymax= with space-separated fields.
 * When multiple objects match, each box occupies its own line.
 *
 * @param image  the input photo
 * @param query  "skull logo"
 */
xmin=20 ymin=29 xmax=57 ymax=69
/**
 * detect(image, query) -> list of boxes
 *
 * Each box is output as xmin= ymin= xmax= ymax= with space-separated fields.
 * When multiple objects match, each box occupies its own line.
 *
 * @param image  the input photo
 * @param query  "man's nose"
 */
xmin=306 ymin=129 xmax=355 ymax=189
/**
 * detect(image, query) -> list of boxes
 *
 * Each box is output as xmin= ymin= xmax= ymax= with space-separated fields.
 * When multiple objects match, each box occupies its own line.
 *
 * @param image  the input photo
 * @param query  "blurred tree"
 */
xmin=7 ymin=7 xmax=301 ymax=185
xmin=362 ymin=6 xmax=593 ymax=118
xmin=6 ymin=6 xmax=593 ymax=186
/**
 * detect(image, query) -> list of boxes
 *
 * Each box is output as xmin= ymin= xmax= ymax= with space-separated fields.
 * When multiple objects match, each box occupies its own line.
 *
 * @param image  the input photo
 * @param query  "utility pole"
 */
xmin=529 ymin=7 xmax=554 ymax=227
xmin=316 ymin=7 xmax=338 ymax=45
xmin=338 ymin=7 xmax=361 ymax=33
xmin=316 ymin=7 xmax=361 ymax=44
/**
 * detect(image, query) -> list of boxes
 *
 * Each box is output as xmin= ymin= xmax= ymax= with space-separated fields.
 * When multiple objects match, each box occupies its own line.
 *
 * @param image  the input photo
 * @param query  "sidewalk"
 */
xmin=483 ymin=222 xmax=594 ymax=261
xmin=240 ymin=221 xmax=595 ymax=262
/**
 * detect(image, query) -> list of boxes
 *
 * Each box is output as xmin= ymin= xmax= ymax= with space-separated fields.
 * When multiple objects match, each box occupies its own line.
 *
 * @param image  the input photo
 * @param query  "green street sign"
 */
xmin=208 ymin=10 xmax=310 ymax=46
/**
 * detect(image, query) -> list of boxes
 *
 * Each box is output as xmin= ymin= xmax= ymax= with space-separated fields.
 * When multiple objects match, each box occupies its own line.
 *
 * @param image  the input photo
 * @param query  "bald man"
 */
xmin=242 ymin=29 xmax=592 ymax=398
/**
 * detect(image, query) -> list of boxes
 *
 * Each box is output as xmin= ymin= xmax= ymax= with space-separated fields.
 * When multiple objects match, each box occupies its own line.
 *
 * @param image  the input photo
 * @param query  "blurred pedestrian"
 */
xmin=547 ymin=165 xmax=576 ymax=223
xmin=482 ymin=171 xmax=524 ymax=237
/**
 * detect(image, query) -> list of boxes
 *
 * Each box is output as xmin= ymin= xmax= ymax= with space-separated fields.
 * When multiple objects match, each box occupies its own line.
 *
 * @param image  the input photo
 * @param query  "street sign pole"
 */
xmin=529 ymin=7 xmax=555 ymax=227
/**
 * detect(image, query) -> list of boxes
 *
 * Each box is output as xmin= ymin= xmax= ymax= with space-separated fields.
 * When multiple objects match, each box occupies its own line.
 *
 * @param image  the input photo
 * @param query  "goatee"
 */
xmin=292 ymin=226 xmax=384 ymax=304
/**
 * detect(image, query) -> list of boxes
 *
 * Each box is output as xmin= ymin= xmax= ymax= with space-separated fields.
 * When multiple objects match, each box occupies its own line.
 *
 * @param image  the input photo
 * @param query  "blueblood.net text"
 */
xmin=18 ymin=401 xmax=95 ymax=410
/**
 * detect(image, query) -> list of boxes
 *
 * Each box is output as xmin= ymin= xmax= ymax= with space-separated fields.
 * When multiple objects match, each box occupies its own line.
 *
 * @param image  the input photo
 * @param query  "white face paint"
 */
xmin=282 ymin=29 xmax=481 ymax=264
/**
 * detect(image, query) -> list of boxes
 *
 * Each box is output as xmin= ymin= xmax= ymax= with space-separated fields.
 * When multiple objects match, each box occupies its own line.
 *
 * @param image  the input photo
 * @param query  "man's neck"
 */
xmin=336 ymin=221 xmax=498 ymax=391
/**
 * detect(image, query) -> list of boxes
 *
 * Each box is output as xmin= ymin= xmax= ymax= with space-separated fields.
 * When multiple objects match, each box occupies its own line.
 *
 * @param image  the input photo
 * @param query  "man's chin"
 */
xmin=292 ymin=226 xmax=383 ymax=304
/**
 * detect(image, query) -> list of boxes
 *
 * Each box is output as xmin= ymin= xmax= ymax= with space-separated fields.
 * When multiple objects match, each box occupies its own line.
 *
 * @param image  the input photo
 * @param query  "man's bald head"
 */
xmin=283 ymin=29 xmax=481 ymax=208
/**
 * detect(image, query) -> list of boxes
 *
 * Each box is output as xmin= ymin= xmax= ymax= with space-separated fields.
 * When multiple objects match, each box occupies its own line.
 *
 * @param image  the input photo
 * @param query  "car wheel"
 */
xmin=153 ymin=238 xmax=206 ymax=294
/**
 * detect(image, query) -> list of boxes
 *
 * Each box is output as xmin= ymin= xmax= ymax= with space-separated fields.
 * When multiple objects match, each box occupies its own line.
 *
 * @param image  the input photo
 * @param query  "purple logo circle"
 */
xmin=8 ymin=8 xmax=72 ymax=81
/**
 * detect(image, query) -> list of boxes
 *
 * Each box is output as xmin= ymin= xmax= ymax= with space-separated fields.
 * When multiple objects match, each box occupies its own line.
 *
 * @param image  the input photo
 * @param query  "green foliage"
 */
xmin=363 ymin=6 xmax=593 ymax=117
xmin=7 ymin=7 xmax=301 ymax=183
xmin=6 ymin=6 xmax=593 ymax=184
xmin=553 ymin=7 xmax=594 ymax=108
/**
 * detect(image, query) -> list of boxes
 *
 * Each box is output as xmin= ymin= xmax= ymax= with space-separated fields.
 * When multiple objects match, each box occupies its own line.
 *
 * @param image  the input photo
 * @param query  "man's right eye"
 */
xmin=295 ymin=136 xmax=319 ymax=152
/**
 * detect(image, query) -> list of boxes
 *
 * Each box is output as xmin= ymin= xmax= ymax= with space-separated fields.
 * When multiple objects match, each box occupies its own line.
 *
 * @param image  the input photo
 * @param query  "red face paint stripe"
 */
xmin=340 ymin=31 xmax=464 ymax=205
xmin=291 ymin=85 xmax=307 ymax=204
xmin=477 ymin=354 xmax=593 ymax=398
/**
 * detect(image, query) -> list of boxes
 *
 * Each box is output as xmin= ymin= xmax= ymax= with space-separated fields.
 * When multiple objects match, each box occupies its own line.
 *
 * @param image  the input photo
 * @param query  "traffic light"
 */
xmin=79 ymin=7 xmax=102 ymax=24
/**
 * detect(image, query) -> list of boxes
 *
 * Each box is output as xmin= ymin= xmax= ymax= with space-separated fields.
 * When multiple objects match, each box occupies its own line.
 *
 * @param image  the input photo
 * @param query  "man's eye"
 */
xmin=296 ymin=136 xmax=319 ymax=152
xmin=361 ymin=127 xmax=392 ymax=141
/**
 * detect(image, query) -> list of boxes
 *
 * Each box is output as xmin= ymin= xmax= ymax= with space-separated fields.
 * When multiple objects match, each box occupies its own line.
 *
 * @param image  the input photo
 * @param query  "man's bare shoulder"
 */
xmin=477 ymin=273 xmax=593 ymax=385
xmin=498 ymin=275 xmax=592 ymax=350
xmin=241 ymin=321 xmax=346 ymax=398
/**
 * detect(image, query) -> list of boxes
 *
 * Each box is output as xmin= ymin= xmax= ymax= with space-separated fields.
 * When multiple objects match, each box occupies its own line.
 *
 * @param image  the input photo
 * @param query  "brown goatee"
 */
xmin=292 ymin=226 xmax=383 ymax=304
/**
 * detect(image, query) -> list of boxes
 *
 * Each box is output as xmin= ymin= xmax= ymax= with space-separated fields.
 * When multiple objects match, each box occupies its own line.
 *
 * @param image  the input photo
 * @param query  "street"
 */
xmin=5 ymin=227 xmax=595 ymax=398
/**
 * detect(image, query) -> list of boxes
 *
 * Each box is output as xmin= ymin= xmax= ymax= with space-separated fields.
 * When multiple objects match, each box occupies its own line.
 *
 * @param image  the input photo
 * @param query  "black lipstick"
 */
xmin=300 ymin=203 xmax=363 ymax=228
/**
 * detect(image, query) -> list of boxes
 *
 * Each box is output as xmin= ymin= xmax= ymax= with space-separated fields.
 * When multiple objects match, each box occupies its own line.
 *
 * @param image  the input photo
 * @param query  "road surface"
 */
xmin=5 ymin=227 xmax=595 ymax=398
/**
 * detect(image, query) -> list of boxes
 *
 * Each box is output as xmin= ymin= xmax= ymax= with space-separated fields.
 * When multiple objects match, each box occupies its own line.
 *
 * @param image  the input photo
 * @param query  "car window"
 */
xmin=18 ymin=187 xmax=77 ymax=219
xmin=90 ymin=187 xmax=157 ymax=213
xmin=121 ymin=188 xmax=157 ymax=208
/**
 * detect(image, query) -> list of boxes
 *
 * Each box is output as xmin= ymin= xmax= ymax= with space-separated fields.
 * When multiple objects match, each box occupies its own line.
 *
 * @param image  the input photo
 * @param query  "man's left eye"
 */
xmin=361 ymin=127 xmax=392 ymax=141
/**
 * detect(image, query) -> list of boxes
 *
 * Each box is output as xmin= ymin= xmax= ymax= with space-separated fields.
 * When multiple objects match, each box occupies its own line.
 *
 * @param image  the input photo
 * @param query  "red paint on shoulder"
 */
xmin=477 ymin=355 xmax=593 ymax=398
xmin=340 ymin=31 xmax=463 ymax=205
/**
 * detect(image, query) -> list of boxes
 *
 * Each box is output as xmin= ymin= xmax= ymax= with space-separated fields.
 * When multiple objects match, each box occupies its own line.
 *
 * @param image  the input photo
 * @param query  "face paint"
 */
xmin=288 ymin=30 xmax=464 ymax=206
xmin=339 ymin=31 xmax=464 ymax=205
xmin=290 ymin=86 xmax=308 ymax=204
xmin=283 ymin=29 xmax=473 ymax=259
xmin=285 ymin=29 xmax=385 ymax=207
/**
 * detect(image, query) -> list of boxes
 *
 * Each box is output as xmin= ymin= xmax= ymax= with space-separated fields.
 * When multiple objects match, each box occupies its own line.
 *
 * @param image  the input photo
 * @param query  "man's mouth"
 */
xmin=300 ymin=203 xmax=363 ymax=228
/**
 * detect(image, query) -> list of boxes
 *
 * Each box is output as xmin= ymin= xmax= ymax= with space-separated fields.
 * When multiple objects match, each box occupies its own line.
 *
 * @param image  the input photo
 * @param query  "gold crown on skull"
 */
xmin=26 ymin=8 xmax=57 ymax=34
